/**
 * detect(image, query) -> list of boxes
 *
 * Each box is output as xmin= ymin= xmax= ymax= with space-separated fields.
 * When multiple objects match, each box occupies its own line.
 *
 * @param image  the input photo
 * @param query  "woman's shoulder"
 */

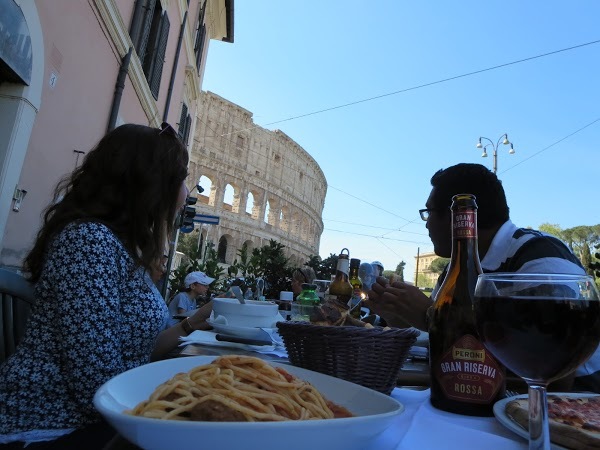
xmin=52 ymin=221 xmax=128 ymax=257
xmin=58 ymin=221 xmax=120 ymax=243
xmin=44 ymin=221 xmax=136 ymax=279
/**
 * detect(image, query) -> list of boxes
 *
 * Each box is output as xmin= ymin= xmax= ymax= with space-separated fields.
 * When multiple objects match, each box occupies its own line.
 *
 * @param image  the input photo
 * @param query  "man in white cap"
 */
xmin=167 ymin=271 xmax=215 ymax=326
xmin=371 ymin=261 xmax=384 ymax=277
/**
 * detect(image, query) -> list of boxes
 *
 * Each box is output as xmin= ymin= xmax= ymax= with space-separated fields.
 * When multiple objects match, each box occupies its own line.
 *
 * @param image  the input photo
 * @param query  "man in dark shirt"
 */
xmin=365 ymin=163 xmax=598 ymax=392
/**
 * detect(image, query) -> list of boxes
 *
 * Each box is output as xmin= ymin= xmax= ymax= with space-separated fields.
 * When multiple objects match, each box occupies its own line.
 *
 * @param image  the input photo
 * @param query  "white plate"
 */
xmin=206 ymin=318 xmax=279 ymax=341
xmin=494 ymin=392 xmax=600 ymax=450
xmin=94 ymin=356 xmax=405 ymax=450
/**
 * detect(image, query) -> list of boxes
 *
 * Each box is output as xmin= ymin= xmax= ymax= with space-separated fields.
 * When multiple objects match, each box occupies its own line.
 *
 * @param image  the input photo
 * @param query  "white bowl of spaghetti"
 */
xmin=94 ymin=355 xmax=404 ymax=450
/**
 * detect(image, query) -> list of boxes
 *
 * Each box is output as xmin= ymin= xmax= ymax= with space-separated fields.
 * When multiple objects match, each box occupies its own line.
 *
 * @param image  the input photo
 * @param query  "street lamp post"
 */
xmin=476 ymin=133 xmax=516 ymax=174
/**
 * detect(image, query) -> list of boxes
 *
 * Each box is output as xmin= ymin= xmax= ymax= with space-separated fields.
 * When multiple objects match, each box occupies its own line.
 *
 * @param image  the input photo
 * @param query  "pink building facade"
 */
xmin=0 ymin=0 xmax=234 ymax=270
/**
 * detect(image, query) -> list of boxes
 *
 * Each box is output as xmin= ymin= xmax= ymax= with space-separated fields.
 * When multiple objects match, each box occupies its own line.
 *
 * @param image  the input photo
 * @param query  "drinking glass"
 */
xmin=473 ymin=273 xmax=600 ymax=450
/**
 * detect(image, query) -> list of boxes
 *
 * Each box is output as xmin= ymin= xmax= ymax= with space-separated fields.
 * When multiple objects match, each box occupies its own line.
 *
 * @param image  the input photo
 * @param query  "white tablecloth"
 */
xmin=370 ymin=389 xmax=528 ymax=449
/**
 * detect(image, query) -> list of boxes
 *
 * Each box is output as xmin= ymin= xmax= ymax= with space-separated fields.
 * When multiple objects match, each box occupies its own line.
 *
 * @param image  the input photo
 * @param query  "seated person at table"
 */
xmin=0 ymin=124 xmax=213 ymax=449
xmin=151 ymin=253 xmax=169 ymax=291
xmin=365 ymin=163 xmax=599 ymax=393
xmin=167 ymin=271 xmax=214 ymax=326
xmin=291 ymin=267 xmax=317 ymax=298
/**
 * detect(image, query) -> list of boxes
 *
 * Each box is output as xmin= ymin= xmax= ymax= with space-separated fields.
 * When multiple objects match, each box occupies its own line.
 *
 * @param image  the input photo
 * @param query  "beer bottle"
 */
xmin=429 ymin=194 xmax=505 ymax=416
xmin=348 ymin=258 xmax=363 ymax=319
xmin=327 ymin=248 xmax=352 ymax=305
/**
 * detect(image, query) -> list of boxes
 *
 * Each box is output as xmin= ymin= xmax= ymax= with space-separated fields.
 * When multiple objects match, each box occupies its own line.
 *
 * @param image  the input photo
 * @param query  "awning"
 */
xmin=0 ymin=0 xmax=32 ymax=85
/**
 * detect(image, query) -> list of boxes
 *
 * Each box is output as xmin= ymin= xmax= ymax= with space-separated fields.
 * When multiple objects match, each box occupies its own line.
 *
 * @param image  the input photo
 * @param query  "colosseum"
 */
xmin=186 ymin=91 xmax=327 ymax=267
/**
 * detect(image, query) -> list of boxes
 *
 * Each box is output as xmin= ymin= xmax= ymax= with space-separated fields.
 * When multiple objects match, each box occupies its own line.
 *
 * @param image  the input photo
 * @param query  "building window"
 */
xmin=194 ymin=1 xmax=207 ymax=72
xmin=178 ymin=102 xmax=192 ymax=145
xmin=274 ymin=154 xmax=281 ymax=163
xmin=236 ymin=135 xmax=244 ymax=148
xmin=217 ymin=236 xmax=228 ymax=263
xmin=130 ymin=0 xmax=170 ymax=99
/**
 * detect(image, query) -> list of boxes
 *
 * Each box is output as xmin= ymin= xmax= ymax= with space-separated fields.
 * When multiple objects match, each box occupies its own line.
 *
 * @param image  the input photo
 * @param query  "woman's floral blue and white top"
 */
xmin=0 ymin=221 xmax=168 ymax=443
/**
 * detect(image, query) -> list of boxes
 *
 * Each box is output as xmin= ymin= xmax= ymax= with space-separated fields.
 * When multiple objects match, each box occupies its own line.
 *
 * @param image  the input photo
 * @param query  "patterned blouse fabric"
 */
xmin=0 ymin=221 xmax=168 ymax=443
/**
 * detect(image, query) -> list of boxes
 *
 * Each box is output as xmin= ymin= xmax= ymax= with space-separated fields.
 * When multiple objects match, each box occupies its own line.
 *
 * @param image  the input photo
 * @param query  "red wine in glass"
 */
xmin=474 ymin=273 xmax=600 ymax=450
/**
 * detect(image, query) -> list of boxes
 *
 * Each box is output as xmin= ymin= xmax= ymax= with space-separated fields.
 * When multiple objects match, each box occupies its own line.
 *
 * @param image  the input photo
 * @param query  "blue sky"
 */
xmin=202 ymin=1 xmax=600 ymax=280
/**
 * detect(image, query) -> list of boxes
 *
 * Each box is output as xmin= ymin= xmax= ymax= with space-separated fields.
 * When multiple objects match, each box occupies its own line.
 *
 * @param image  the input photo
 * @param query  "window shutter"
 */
xmin=194 ymin=2 xmax=207 ymax=71
xmin=149 ymin=12 xmax=170 ymax=99
xmin=137 ymin=0 xmax=156 ymax=64
xmin=178 ymin=103 xmax=188 ymax=140
xmin=195 ymin=25 xmax=206 ymax=72
xmin=184 ymin=114 xmax=192 ymax=145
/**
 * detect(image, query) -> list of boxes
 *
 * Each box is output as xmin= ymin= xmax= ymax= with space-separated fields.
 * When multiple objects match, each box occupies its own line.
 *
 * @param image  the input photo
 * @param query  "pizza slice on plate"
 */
xmin=505 ymin=395 xmax=600 ymax=449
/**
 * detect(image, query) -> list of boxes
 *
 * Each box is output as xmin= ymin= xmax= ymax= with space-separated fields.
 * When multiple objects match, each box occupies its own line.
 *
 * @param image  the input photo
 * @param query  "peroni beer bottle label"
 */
xmin=434 ymin=334 xmax=504 ymax=404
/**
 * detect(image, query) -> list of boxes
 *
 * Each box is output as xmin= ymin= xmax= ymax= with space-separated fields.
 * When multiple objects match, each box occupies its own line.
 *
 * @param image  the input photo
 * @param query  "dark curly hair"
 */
xmin=24 ymin=124 xmax=189 ymax=282
xmin=429 ymin=163 xmax=509 ymax=228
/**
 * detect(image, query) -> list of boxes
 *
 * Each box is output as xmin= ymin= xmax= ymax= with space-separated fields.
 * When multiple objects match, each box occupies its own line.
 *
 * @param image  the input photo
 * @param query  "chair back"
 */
xmin=0 ymin=268 xmax=35 ymax=363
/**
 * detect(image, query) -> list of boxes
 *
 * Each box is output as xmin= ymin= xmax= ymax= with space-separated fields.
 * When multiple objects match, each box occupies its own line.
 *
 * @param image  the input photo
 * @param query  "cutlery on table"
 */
xmin=215 ymin=334 xmax=273 ymax=346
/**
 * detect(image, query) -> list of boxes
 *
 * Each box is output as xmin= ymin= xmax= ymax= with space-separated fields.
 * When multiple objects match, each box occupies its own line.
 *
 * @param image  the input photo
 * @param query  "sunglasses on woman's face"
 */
xmin=158 ymin=122 xmax=180 ymax=141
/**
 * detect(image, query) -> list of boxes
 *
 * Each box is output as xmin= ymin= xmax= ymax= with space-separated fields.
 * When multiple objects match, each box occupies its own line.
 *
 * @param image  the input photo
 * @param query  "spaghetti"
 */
xmin=127 ymin=355 xmax=353 ymax=421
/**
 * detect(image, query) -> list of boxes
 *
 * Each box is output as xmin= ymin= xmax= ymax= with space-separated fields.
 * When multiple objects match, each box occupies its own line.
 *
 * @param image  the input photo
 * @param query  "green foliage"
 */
xmin=249 ymin=240 xmax=293 ymax=298
xmin=395 ymin=260 xmax=406 ymax=274
xmin=382 ymin=269 xmax=395 ymax=279
xmin=416 ymin=273 xmax=436 ymax=289
xmin=170 ymin=240 xmax=226 ymax=297
xmin=538 ymin=223 xmax=563 ymax=238
xmin=551 ymin=224 xmax=600 ymax=278
xmin=589 ymin=242 xmax=600 ymax=279
xmin=395 ymin=261 xmax=406 ymax=281
xmin=306 ymin=253 xmax=336 ymax=280
xmin=228 ymin=242 xmax=258 ymax=292
xmin=226 ymin=239 xmax=294 ymax=299
xmin=535 ymin=223 xmax=600 ymax=283
xmin=176 ymin=232 xmax=201 ymax=259
xmin=429 ymin=257 xmax=450 ymax=274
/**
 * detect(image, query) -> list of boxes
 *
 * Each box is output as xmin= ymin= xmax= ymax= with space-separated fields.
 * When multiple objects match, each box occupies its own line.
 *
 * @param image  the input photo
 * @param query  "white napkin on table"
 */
xmin=396 ymin=393 xmax=527 ymax=450
xmin=179 ymin=330 xmax=288 ymax=358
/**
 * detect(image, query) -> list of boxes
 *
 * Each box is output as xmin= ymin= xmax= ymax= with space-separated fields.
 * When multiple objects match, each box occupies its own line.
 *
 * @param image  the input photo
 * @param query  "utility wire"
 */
xmin=500 ymin=117 xmax=600 ymax=174
xmin=327 ymin=185 xmax=414 ymax=222
xmin=324 ymin=227 xmax=431 ymax=245
xmin=324 ymin=218 xmax=429 ymax=235
xmin=221 ymin=39 xmax=600 ymax=137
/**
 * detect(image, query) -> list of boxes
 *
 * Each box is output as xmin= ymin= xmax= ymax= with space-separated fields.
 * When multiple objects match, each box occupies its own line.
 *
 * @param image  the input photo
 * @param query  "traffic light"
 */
xmin=180 ymin=196 xmax=197 ymax=233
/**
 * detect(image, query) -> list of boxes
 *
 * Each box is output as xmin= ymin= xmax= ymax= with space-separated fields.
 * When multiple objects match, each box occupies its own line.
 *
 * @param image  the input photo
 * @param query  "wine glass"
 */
xmin=473 ymin=273 xmax=600 ymax=450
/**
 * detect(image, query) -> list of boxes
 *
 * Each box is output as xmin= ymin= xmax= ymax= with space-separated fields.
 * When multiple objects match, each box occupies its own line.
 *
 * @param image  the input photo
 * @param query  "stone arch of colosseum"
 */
xmin=187 ymin=91 xmax=327 ymax=270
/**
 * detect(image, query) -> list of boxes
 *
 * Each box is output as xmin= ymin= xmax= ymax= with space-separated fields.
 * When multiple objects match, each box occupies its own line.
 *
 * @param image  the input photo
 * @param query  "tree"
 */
xmin=562 ymin=225 xmax=600 ymax=275
xmin=590 ymin=242 xmax=600 ymax=279
xmin=305 ymin=254 xmax=329 ymax=280
xmin=538 ymin=223 xmax=563 ymax=239
xmin=429 ymin=257 xmax=450 ymax=274
xmin=395 ymin=261 xmax=406 ymax=281
xmin=317 ymin=253 xmax=339 ymax=280
xmin=247 ymin=240 xmax=292 ymax=298
xmin=176 ymin=231 xmax=202 ymax=261
xmin=230 ymin=241 xmax=256 ymax=283
xmin=416 ymin=273 xmax=435 ymax=289
xmin=169 ymin=241 xmax=226 ymax=299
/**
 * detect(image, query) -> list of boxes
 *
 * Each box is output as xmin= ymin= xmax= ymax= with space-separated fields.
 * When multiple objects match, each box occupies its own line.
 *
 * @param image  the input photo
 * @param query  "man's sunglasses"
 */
xmin=419 ymin=208 xmax=446 ymax=221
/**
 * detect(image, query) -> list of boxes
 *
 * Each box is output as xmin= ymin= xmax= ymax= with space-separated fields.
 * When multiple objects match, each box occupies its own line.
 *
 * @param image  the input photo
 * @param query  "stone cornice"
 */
xmin=185 ymin=65 xmax=200 ymax=100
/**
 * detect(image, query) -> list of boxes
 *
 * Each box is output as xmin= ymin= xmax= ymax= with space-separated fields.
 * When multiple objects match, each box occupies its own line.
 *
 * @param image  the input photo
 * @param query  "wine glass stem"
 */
xmin=528 ymin=384 xmax=550 ymax=450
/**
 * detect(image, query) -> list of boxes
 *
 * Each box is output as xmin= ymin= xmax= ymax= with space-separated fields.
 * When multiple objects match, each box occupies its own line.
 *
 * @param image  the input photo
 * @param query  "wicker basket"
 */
xmin=276 ymin=322 xmax=420 ymax=395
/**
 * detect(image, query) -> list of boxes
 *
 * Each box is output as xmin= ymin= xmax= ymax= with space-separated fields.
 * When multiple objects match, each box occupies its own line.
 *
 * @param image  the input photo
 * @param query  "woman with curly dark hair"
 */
xmin=0 ymin=124 xmax=212 ymax=449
